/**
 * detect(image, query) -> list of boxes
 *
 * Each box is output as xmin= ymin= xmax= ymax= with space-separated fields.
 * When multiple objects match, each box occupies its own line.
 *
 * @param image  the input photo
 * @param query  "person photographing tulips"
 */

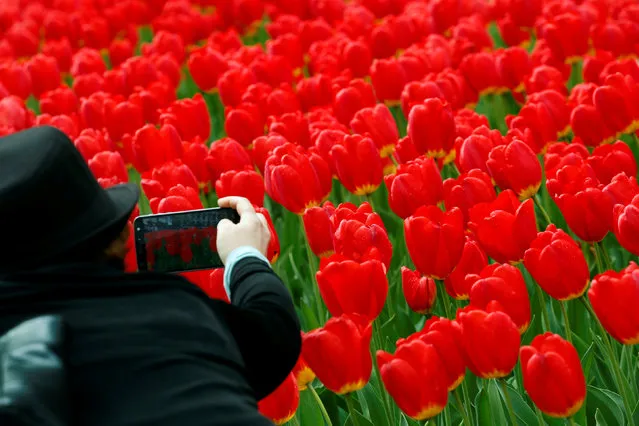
xmin=0 ymin=126 xmax=301 ymax=425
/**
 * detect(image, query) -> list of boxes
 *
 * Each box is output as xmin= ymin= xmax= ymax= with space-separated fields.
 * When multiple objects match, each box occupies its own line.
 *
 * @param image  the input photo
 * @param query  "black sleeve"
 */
xmin=218 ymin=257 xmax=301 ymax=400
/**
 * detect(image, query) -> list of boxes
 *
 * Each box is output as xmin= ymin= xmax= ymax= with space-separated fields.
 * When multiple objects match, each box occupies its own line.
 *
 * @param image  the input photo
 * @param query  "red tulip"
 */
xmin=333 ymin=79 xmax=377 ymax=126
xmin=467 ymin=263 xmax=531 ymax=333
xmin=206 ymin=137 xmax=253 ymax=182
xmin=445 ymin=234 xmax=489 ymax=300
xmin=443 ymin=169 xmax=497 ymax=225
xmin=385 ymin=156 xmax=444 ymax=219
xmin=293 ymin=335 xmax=316 ymax=391
xmin=401 ymin=267 xmax=437 ymax=315
xmin=554 ymin=186 xmax=614 ymax=243
xmin=0 ymin=96 xmax=33 ymax=132
xmin=604 ymin=174 xmax=639 ymax=207
xmin=251 ymin=135 xmax=288 ymax=175
xmin=187 ymin=47 xmax=229 ymax=93
xmin=520 ymin=333 xmax=586 ymax=418
xmin=612 ymin=194 xmax=639 ymax=256
xmin=303 ymin=202 xmax=336 ymax=258
xmin=408 ymin=98 xmax=456 ymax=161
xmin=268 ymin=111 xmax=312 ymax=149
xmin=132 ymin=124 xmax=183 ymax=173
xmin=302 ymin=314 xmax=373 ymax=394
xmin=160 ymin=94 xmax=211 ymax=142
xmin=333 ymin=219 xmax=393 ymax=270
xmin=397 ymin=317 xmax=467 ymax=391
xmin=524 ymin=225 xmax=590 ymax=301
xmin=468 ymin=190 xmax=537 ymax=264
xmin=258 ymin=373 xmax=299 ymax=425
xmin=405 ymin=206 xmax=465 ymax=280
xmin=370 ymin=57 xmax=407 ymax=104
xmin=74 ymin=129 xmax=116 ymax=162
xmin=88 ymin=151 xmax=128 ymax=185
xmin=264 ymin=143 xmax=332 ymax=214
xmin=350 ymin=104 xmax=399 ymax=157
xmin=39 ymin=86 xmax=78 ymax=116
xmin=376 ymin=338 xmax=449 ymax=421
xmin=0 ymin=61 xmax=32 ymax=99
xmin=254 ymin=206 xmax=280 ymax=263
xmin=317 ymin=257 xmax=388 ymax=322
xmin=26 ymin=54 xmax=61 ymax=98
xmin=330 ymin=134 xmax=383 ymax=196
xmin=225 ymin=103 xmax=265 ymax=148
xmin=149 ymin=185 xmax=204 ymax=214
xmin=588 ymin=141 xmax=638 ymax=185
xmin=588 ymin=263 xmax=639 ymax=345
xmin=458 ymin=309 xmax=520 ymax=379
xmin=455 ymin=126 xmax=505 ymax=175
xmin=486 ymin=139 xmax=542 ymax=200
xmin=215 ymin=169 xmax=265 ymax=207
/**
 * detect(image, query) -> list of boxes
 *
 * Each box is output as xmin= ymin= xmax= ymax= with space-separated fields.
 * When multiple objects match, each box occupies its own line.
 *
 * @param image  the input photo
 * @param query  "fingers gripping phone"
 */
xmin=133 ymin=207 xmax=240 ymax=273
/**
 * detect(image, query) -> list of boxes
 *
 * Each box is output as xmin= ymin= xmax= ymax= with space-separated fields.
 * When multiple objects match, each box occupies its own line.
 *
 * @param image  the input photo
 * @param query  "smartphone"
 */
xmin=133 ymin=207 xmax=240 ymax=273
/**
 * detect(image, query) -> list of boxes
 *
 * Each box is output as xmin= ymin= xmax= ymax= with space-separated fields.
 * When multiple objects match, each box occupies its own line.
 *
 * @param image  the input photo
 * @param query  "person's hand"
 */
xmin=216 ymin=196 xmax=271 ymax=265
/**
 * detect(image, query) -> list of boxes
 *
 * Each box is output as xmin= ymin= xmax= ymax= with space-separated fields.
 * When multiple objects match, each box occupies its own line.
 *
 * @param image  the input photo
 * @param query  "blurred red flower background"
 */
xmin=1 ymin=0 xmax=639 ymax=424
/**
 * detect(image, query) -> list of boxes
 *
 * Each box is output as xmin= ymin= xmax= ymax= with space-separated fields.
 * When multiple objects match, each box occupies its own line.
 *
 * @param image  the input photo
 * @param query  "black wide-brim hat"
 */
xmin=0 ymin=126 xmax=139 ymax=270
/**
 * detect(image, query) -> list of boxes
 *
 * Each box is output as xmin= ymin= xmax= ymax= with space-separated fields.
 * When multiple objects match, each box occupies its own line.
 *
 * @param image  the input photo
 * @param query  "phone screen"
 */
xmin=133 ymin=207 xmax=240 ymax=273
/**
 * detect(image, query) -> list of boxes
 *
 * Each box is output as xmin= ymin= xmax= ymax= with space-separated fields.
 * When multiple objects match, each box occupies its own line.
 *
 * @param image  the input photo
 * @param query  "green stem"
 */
xmin=345 ymin=393 xmax=362 ymax=426
xmin=499 ymin=379 xmax=519 ymax=426
xmin=443 ymin=405 xmax=452 ymax=426
xmin=390 ymin=153 xmax=400 ymax=168
xmin=535 ymin=408 xmax=546 ymax=426
xmin=592 ymin=243 xmax=606 ymax=275
xmin=559 ymin=301 xmax=572 ymax=344
xmin=580 ymin=296 xmax=636 ymax=426
xmin=453 ymin=388 xmax=472 ymax=426
xmin=374 ymin=321 xmax=395 ymax=426
xmin=437 ymin=280 xmax=454 ymax=319
xmin=299 ymin=215 xmax=325 ymax=323
xmin=597 ymin=241 xmax=614 ymax=271
xmin=568 ymin=417 xmax=577 ymax=426
xmin=461 ymin=379 xmax=473 ymax=426
xmin=308 ymin=384 xmax=333 ymax=426
xmin=533 ymin=195 xmax=552 ymax=229
xmin=535 ymin=284 xmax=551 ymax=332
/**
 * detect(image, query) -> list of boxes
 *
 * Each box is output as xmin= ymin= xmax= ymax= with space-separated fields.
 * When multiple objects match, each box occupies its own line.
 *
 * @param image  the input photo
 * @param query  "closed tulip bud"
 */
xmin=330 ymin=134 xmax=384 ymax=196
xmin=486 ymin=139 xmax=542 ymax=200
xmin=293 ymin=334 xmax=316 ymax=391
xmin=316 ymin=257 xmax=388 ymax=322
xmin=459 ymin=52 xmax=505 ymax=96
xmin=458 ymin=309 xmax=521 ymax=379
xmin=254 ymin=206 xmax=280 ymax=263
xmin=370 ymin=57 xmax=407 ymax=104
xmin=376 ymin=339 xmax=449 ymax=421
xmin=408 ymin=98 xmax=456 ymax=161
xmin=88 ymin=151 xmax=128 ymax=185
xmin=268 ymin=111 xmax=312 ymax=149
xmin=160 ymin=94 xmax=211 ymax=143
xmin=265 ymin=143 xmax=332 ymax=214
xmin=604 ymin=174 xmax=639 ymax=207
xmin=588 ymin=263 xmax=639 ymax=345
xmin=588 ymin=141 xmax=638 ymax=185
xmin=385 ymin=157 xmax=444 ymax=219
xmin=333 ymin=79 xmax=377 ymax=126
xmin=570 ymin=104 xmax=615 ymax=147
xmin=206 ymin=138 xmax=253 ymax=182
xmin=39 ymin=86 xmax=78 ymax=116
xmin=467 ymin=263 xmax=531 ymax=333
xmin=405 ymin=206 xmax=465 ymax=280
xmin=303 ymin=202 xmax=336 ymax=258
xmin=26 ymin=54 xmax=61 ymax=98
xmin=224 ymin=103 xmax=265 ymax=148
xmin=496 ymin=47 xmax=532 ymax=93
xmin=302 ymin=314 xmax=373 ymax=394
xmin=555 ymin=187 xmax=614 ymax=243
xmin=524 ymin=225 xmax=590 ymax=301
xmin=612 ymin=194 xmax=639 ymax=256
xmin=251 ymin=135 xmax=288 ymax=175
xmin=445 ymin=234 xmax=489 ymax=300
xmin=147 ymin=160 xmax=199 ymax=195
xmin=132 ymin=124 xmax=184 ymax=173
xmin=350 ymin=104 xmax=399 ymax=157
xmin=74 ymin=129 xmax=116 ymax=162
xmin=188 ymin=47 xmax=229 ymax=93
xmin=520 ymin=333 xmax=586 ymax=417
xmin=401 ymin=267 xmax=437 ymax=315
xmin=469 ymin=190 xmax=537 ymax=264
xmin=215 ymin=169 xmax=265 ymax=207
xmin=258 ymin=373 xmax=299 ymax=425
xmin=150 ymin=185 xmax=204 ymax=214
xmin=443 ymin=169 xmax=497 ymax=225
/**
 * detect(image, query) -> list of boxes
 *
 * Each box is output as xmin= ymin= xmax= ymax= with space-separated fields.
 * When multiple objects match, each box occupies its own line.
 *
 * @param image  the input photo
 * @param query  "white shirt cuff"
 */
xmin=223 ymin=246 xmax=271 ymax=300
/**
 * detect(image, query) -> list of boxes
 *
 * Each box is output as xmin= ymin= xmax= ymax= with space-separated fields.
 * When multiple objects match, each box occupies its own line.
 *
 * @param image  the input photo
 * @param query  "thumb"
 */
xmin=217 ymin=218 xmax=234 ymax=232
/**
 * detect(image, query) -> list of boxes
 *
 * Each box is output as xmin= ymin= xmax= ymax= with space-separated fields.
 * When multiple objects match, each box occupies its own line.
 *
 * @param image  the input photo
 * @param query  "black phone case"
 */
xmin=133 ymin=207 xmax=240 ymax=273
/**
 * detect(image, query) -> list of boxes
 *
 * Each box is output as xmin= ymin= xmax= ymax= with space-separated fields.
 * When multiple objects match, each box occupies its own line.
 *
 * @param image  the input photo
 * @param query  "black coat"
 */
xmin=0 ymin=257 xmax=302 ymax=426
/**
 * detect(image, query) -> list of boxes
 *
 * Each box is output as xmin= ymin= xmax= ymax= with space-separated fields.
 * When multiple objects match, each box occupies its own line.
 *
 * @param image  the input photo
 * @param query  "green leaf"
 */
xmin=497 ymin=381 xmax=538 ymax=426
xmin=587 ymin=385 xmax=625 ymax=426
xmin=348 ymin=411 xmax=375 ymax=426
xmin=476 ymin=381 xmax=507 ymax=426
xmin=581 ymin=342 xmax=596 ymax=379
xmin=297 ymin=389 xmax=325 ymax=426
xmin=359 ymin=384 xmax=389 ymax=426
xmin=595 ymin=408 xmax=609 ymax=426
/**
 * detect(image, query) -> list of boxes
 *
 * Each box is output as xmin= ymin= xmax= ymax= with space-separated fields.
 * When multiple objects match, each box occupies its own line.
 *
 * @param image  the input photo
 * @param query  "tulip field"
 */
xmin=3 ymin=0 xmax=639 ymax=425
